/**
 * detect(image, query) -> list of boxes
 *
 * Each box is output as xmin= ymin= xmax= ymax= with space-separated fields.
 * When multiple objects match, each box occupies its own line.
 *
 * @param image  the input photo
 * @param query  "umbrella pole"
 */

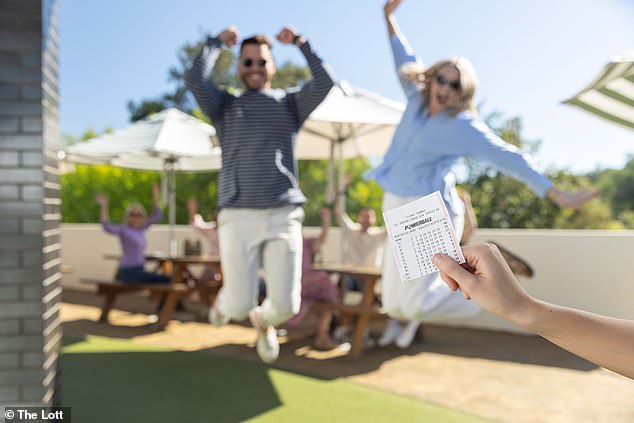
xmin=166 ymin=160 xmax=177 ymax=256
xmin=326 ymin=141 xmax=336 ymax=205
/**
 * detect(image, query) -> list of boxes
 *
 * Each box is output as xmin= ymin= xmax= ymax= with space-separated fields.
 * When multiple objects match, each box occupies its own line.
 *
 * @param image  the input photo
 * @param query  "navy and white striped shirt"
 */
xmin=186 ymin=37 xmax=335 ymax=209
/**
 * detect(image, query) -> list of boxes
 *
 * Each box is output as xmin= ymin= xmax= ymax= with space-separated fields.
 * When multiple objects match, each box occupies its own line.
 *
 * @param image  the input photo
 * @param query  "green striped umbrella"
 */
xmin=564 ymin=54 xmax=634 ymax=130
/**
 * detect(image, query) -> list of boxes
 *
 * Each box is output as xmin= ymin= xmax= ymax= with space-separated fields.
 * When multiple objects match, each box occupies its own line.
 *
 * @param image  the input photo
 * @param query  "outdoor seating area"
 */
xmin=3 ymin=1 xmax=633 ymax=421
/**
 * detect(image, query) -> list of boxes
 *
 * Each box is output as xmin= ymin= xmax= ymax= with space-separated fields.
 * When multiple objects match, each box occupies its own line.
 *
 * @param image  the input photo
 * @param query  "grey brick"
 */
xmin=0 ymin=186 xmax=19 ymax=199
xmin=21 ymin=185 xmax=42 ymax=200
xmin=20 ymin=152 xmax=42 ymax=167
xmin=0 ymin=368 xmax=43 ymax=386
xmin=22 ymin=250 xmax=41 ymax=266
xmin=0 ymin=268 xmax=41 ymax=284
xmin=22 ymin=385 xmax=45 ymax=402
xmin=0 ymin=169 xmax=42 ymax=184
xmin=0 ymin=385 xmax=20 ymax=401
xmin=20 ymin=85 xmax=41 ymax=101
xmin=0 ymin=67 xmax=41 ymax=84
xmin=2 ymin=0 xmax=42 ymax=14
xmin=0 ymin=30 xmax=40 ymax=51
xmin=0 ymin=334 xmax=42 ymax=353
xmin=20 ymin=53 xmax=41 ymax=68
xmin=0 ymin=320 xmax=19 ymax=336
xmin=0 ymin=352 xmax=19 ymax=368
xmin=0 ymin=52 xmax=20 ymax=66
xmin=0 ymin=134 xmax=42 ymax=149
xmin=0 ymin=285 xmax=20 ymax=301
xmin=0 ymin=218 xmax=20 ymax=234
xmin=21 ymin=351 xmax=43 ymax=368
xmin=0 ymin=201 xmax=42 ymax=215
xmin=21 ymin=284 xmax=41 ymax=301
xmin=0 ymin=251 xmax=19 ymax=267
xmin=21 ymin=117 xmax=42 ymax=133
xmin=0 ymin=101 xmax=42 ymax=116
xmin=0 ymin=84 xmax=19 ymax=100
xmin=22 ymin=218 xmax=44 ymax=233
xmin=0 ymin=151 xmax=19 ymax=166
xmin=0 ymin=116 xmax=19 ymax=132
xmin=22 ymin=318 xmax=43 ymax=334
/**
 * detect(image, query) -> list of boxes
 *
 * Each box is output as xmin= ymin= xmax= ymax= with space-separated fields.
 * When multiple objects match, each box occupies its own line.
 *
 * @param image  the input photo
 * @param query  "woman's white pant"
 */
xmin=216 ymin=205 xmax=304 ymax=327
xmin=381 ymin=192 xmax=480 ymax=322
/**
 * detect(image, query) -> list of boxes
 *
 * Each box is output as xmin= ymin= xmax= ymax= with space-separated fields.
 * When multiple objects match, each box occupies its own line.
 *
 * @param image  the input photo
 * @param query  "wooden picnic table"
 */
xmin=312 ymin=262 xmax=384 ymax=358
xmin=96 ymin=253 xmax=223 ymax=325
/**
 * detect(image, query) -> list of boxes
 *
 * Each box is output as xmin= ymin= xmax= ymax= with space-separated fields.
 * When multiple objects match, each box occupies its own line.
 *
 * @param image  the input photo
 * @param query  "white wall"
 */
xmin=61 ymin=225 xmax=634 ymax=333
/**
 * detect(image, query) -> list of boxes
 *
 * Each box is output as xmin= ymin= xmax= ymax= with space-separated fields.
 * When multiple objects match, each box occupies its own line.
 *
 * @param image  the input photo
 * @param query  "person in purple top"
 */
xmin=95 ymin=184 xmax=170 ymax=284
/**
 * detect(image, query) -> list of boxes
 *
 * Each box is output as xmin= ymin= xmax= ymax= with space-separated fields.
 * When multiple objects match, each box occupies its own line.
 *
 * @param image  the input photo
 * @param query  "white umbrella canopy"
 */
xmin=63 ymin=108 xmax=222 ymax=255
xmin=296 ymin=81 xmax=405 ymax=203
xmin=563 ymin=53 xmax=634 ymax=131
xmin=64 ymin=107 xmax=221 ymax=169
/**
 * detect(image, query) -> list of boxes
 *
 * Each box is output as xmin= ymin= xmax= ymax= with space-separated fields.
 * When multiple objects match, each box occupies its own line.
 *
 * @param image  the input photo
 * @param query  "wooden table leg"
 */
xmin=157 ymin=292 xmax=181 ymax=328
xmin=100 ymin=290 xmax=117 ymax=322
xmin=348 ymin=275 xmax=378 ymax=358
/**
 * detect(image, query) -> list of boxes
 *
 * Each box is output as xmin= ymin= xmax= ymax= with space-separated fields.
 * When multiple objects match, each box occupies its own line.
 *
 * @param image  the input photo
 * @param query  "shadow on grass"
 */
xmin=61 ymin=348 xmax=281 ymax=423
xmin=63 ymin=318 xmax=163 ymax=339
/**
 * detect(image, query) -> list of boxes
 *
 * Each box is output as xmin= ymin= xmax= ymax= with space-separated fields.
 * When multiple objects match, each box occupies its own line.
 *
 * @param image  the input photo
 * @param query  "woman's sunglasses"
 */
xmin=242 ymin=58 xmax=267 ymax=68
xmin=435 ymin=74 xmax=461 ymax=91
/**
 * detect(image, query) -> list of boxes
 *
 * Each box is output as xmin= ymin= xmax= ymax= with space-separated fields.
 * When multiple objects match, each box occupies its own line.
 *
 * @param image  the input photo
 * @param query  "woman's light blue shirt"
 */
xmin=366 ymin=33 xmax=553 ymax=215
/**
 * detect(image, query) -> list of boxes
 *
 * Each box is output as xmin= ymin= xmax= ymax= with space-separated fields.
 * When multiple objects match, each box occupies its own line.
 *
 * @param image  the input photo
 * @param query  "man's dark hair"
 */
xmin=240 ymin=34 xmax=273 ymax=54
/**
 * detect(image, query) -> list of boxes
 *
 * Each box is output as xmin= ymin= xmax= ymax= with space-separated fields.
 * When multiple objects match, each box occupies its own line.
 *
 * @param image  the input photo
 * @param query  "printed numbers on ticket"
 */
xmin=383 ymin=191 xmax=465 ymax=282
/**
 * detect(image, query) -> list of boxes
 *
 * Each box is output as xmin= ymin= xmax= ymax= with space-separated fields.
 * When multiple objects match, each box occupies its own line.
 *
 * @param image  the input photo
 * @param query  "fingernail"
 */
xmin=432 ymin=254 xmax=440 ymax=266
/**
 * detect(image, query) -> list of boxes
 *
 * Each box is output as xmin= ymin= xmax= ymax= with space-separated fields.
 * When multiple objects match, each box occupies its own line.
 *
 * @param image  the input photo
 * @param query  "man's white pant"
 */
xmin=381 ymin=192 xmax=480 ymax=322
xmin=216 ymin=205 xmax=304 ymax=327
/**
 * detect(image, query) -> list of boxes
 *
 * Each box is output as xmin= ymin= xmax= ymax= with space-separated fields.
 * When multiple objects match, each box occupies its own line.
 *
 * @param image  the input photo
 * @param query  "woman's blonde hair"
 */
xmin=123 ymin=202 xmax=147 ymax=223
xmin=401 ymin=57 xmax=478 ymax=116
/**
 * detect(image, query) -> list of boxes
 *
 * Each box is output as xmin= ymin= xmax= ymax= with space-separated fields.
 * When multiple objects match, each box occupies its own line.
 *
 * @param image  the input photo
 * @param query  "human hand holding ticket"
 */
xmin=383 ymin=191 xmax=464 ymax=282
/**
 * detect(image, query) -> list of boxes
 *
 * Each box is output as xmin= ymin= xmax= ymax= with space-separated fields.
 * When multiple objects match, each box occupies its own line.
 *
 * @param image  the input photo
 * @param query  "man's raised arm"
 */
xmin=277 ymin=26 xmax=335 ymax=126
xmin=186 ymin=27 xmax=238 ymax=121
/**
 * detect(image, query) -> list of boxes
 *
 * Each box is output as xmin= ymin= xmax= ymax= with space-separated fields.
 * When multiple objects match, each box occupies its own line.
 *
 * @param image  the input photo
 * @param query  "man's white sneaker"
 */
xmin=249 ymin=308 xmax=279 ymax=364
xmin=377 ymin=319 xmax=402 ymax=347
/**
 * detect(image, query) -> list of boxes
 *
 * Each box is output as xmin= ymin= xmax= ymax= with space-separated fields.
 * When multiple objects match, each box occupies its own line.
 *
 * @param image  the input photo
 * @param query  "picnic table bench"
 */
xmin=81 ymin=278 xmax=191 ymax=328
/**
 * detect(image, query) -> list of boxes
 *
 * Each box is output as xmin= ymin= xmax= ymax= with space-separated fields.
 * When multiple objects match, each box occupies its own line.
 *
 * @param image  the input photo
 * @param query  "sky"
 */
xmin=59 ymin=0 xmax=633 ymax=174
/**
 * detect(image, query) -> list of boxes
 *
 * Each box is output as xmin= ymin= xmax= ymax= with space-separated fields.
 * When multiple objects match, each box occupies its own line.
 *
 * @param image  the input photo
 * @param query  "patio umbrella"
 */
xmin=63 ymin=108 xmax=222 ymax=255
xmin=296 ymin=80 xmax=405 ymax=205
xmin=563 ymin=53 xmax=634 ymax=130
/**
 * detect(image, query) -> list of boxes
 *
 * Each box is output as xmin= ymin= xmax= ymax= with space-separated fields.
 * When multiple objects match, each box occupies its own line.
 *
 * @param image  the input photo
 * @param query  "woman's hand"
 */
xmin=384 ymin=0 xmax=402 ymax=17
xmin=546 ymin=188 xmax=599 ymax=210
xmin=433 ymin=244 xmax=535 ymax=327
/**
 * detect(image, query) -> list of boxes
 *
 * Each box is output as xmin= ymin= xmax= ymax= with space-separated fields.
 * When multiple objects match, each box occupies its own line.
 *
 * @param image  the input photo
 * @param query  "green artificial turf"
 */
xmin=61 ymin=336 xmax=489 ymax=423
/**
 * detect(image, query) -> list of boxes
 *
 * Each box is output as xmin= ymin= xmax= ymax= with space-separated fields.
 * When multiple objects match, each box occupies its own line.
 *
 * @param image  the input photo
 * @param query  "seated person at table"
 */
xmin=95 ymin=184 xmax=170 ymax=284
xmin=285 ymin=207 xmax=341 ymax=350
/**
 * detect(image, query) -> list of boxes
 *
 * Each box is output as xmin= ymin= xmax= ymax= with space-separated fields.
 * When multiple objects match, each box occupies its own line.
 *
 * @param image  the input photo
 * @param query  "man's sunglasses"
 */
xmin=242 ymin=58 xmax=267 ymax=68
xmin=435 ymin=74 xmax=461 ymax=91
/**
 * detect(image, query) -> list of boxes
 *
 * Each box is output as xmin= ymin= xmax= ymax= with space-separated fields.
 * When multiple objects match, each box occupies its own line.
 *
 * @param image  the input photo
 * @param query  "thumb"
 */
xmin=433 ymin=253 xmax=476 ymax=289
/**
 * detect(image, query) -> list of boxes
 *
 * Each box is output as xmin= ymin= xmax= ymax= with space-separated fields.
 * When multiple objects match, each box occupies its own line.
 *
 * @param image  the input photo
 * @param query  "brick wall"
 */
xmin=0 ymin=0 xmax=61 ymax=406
